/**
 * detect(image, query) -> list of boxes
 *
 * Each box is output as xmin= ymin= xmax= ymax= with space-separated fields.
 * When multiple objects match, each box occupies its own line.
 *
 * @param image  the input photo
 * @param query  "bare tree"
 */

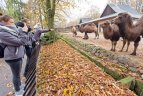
xmin=108 ymin=0 xmax=142 ymax=13
xmin=136 ymin=0 xmax=143 ymax=12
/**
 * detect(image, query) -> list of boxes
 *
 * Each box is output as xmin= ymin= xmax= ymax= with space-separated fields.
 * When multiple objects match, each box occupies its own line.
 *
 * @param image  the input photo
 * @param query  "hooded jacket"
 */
xmin=0 ymin=23 xmax=29 ymax=60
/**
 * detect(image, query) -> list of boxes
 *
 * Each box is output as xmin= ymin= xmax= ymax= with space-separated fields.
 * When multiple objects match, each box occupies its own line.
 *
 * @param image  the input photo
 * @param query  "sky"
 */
xmin=86 ymin=0 xmax=108 ymax=13
xmin=22 ymin=0 xmax=29 ymax=3
xmin=66 ymin=0 xmax=108 ymax=24
xmin=0 ymin=0 xmax=108 ymax=26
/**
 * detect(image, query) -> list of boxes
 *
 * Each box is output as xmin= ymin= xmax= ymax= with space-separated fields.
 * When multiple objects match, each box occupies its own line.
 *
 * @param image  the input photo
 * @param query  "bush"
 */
xmin=41 ymin=31 xmax=59 ymax=44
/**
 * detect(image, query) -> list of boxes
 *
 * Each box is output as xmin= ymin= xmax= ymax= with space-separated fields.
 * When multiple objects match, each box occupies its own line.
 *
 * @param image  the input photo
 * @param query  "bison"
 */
xmin=71 ymin=26 xmax=77 ymax=37
xmin=78 ymin=23 xmax=99 ymax=39
xmin=113 ymin=13 xmax=141 ymax=55
xmin=100 ymin=20 xmax=120 ymax=51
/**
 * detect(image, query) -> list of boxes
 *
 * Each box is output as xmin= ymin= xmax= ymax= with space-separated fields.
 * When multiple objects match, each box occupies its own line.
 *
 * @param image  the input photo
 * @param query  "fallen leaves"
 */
xmin=37 ymin=40 xmax=136 ymax=96
xmin=6 ymin=91 xmax=14 ymax=96
xmin=6 ymin=82 xmax=13 ymax=88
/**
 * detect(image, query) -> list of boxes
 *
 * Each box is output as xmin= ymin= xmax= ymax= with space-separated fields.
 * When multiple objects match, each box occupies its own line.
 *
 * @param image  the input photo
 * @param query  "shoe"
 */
xmin=20 ymin=84 xmax=25 ymax=90
xmin=15 ymin=89 xmax=25 ymax=96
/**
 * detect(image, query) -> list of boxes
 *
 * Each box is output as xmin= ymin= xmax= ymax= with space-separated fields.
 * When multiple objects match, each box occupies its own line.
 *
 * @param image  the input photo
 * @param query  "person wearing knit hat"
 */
xmin=33 ymin=23 xmax=42 ymax=29
xmin=23 ymin=22 xmax=53 ymax=77
xmin=16 ymin=22 xmax=24 ymax=28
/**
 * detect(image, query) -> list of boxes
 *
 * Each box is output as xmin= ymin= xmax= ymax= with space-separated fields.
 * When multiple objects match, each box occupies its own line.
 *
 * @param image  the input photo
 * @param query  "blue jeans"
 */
xmin=5 ymin=58 xmax=22 ymax=91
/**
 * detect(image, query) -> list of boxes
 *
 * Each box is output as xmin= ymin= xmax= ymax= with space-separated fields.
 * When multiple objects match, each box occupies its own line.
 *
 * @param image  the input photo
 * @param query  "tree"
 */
xmin=108 ymin=0 xmax=143 ymax=13
xmin=108 ymin=0 xmax=118 ymax=4
xmin=23 ymin=0 xmax=75 ymax=28
xmin=84 ymin=5 xmax=100 ymax=19
xmin=135 ymin=0 xmax=143 ymax=13
xmin=44 ymin=0 xmax=56 ymax=28
xmin=4 ymin=0 xmax=25 ymax=21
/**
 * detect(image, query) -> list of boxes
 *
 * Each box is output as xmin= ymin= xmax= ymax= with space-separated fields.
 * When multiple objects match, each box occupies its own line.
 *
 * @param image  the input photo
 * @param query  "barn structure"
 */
xmin=79 ymin=18 xmax=92 ymax=24
xmin=100 ymin=4 xmax=141 ymax=19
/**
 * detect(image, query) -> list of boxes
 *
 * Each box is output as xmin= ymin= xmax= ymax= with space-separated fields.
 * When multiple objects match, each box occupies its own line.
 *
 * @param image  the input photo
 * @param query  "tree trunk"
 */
xmin=38 ymin=2 xmax=43 ymax=28
xmin=45 ymin=0 xmax=56 ymax=42
xmin=46 ymin=0 xmax=56 ymax=28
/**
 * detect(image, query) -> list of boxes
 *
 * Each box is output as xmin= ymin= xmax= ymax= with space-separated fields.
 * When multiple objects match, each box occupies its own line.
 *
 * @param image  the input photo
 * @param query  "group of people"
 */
xmin=0 ymin=14 xmax=52 ymax=96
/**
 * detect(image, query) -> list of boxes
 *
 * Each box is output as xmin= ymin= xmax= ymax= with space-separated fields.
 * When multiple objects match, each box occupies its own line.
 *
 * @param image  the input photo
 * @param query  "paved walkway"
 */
xmin=0 ymin=57 xmax=26 ymax=96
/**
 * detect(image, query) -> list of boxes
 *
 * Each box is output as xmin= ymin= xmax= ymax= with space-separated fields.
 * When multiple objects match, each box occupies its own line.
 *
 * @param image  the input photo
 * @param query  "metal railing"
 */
xmin=23 ymin=44 xmax=41 ymax=96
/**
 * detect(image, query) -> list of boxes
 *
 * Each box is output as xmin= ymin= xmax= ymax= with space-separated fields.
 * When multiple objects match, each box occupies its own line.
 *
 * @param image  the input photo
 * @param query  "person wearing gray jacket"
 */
xmin=16 ymin=21 xmax=52 ymax=77
xmin=0 ymin=15 xmax=29 ymax=96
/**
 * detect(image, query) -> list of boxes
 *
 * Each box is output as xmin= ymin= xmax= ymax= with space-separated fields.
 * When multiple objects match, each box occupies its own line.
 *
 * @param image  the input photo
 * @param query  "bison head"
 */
xmin=112 ymin=13 xmax=133 ymax=26
xmin=100 ymin=20 xmax=110 ymax=28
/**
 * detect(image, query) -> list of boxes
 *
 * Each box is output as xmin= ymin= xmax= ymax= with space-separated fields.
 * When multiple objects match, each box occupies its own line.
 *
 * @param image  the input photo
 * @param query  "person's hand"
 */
xmin=22 ymin=23 xmax=28 ymax=32
xmin=36 ymin=41 xmax=39 ymax=45
xmin=50 ymin=29 xmax=54 ymax=31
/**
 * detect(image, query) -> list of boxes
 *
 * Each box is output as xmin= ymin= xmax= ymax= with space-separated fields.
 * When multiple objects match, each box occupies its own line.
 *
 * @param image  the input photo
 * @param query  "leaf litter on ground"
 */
xmin=37 ymin=40 xmax=136 ymax=96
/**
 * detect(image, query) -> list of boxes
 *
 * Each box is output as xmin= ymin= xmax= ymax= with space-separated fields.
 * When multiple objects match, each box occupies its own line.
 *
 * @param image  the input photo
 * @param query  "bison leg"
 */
xmin=95 ymin=32 xmax=99 ymax=39
xmin=72 ymin=33 xmax=74 ymax=37
xmin=130 ymin=42 xmax=138 ymax=55
xmin=74 ymin=32 xmax=77 ymax=37
xmin=94 ymin=32 xmax=97 ymax=39
xmin=75 ymin=32 xmax=77 ymax=36
xmin=113 ymin=41 xmax=117 ymax=52
xmin=126 ymin=40 xmax=130 ymax=52
xmin=97 ymin=32 xmax=99 ymax=39
xmin=130 ymin=37 xmax=140 ymax=55
xmin=119 ymin=38 xmax=126 ymax=52
xmin=110 ymin=41 xmax=114 ymax=51
xmin=97 ymin=33 xmax=99 ymax=39
xmin=83 ymin=32 xmax=89 ymax=39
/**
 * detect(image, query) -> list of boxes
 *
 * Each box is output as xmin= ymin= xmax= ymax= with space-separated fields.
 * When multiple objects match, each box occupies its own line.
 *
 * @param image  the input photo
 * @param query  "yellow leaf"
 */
xmin=6 ymin=82 xmax=13 ymax=88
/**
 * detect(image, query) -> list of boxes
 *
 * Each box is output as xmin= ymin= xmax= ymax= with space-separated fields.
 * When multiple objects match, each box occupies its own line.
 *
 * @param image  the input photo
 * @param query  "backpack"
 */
xmin=0 ymin=44 xmax=6 ymax=58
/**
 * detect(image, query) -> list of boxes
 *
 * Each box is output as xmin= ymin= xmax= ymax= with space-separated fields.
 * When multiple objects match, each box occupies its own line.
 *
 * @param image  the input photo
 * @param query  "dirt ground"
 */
xmin=61 ymin=31 xmax=143 ymax=67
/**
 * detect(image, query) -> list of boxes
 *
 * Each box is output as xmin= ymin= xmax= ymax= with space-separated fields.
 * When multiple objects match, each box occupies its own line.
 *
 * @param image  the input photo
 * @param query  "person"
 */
xmin=21 ymin=18 xmax=32 ymax=32
xmin=24 ymin=23 xmax=54 ymax=76
xmin=0 ymin=15 xmax=29 ymax=96
xmin=33 ymin=23 xmax=53 ymax=41
xmin=16 ymin=19 xmax=34 ymax=59
xmin=16 ymin=21 xmax=53 ymax=77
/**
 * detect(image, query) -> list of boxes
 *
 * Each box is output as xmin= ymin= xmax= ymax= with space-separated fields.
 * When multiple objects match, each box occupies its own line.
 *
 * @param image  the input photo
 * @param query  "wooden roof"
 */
xmin=77 ymin=4 xmax=141 ymax=26
xmin=101 ymin=4 xmax=141 ymax=18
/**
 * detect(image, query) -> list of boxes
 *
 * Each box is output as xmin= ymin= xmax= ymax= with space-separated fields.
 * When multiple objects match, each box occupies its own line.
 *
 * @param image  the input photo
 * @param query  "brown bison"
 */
xmin=134 ymin=12 xmax=143 ymax=37
xmin=78 ymin=23 xmax=99 ymax=39
xmin=100 ymin=20 xmax=120 ymax=51
xmin=113 ymin=13 xmax=141 ymax=55
xmin=71 ymin=26 xmax=77 ymax=37
xmin=111 ymin=15 xmax=128 ymax=52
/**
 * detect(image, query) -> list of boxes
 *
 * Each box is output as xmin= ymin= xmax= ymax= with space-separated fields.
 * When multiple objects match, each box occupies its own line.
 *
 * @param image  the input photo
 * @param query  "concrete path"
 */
xmin=0 ymin=57 xmax=26 ymax=96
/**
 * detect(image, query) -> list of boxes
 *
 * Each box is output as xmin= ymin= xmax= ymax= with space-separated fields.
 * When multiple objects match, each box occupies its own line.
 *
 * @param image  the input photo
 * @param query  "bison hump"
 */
xmin=111 ymin=24 xmax=119 ymax=32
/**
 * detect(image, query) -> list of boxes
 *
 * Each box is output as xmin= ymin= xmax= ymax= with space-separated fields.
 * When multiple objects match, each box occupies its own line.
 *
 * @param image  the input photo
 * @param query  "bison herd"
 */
xmin=71 ymin=13 xmax=143 ymax=55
